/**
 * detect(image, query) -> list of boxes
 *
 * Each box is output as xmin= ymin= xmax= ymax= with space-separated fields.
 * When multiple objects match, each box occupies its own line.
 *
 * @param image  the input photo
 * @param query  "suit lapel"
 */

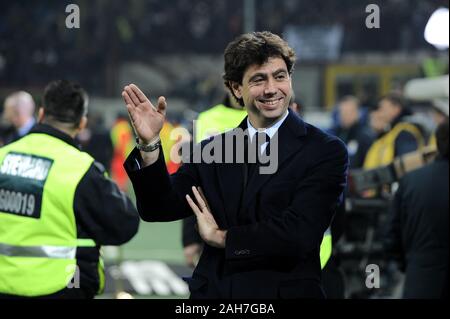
xmin=242 ymin=109 xmax=307 ymax=209
xmin=216 ymin=118 xmax=248 ymax=226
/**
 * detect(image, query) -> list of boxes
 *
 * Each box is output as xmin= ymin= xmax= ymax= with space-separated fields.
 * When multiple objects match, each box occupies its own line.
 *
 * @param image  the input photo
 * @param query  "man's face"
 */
xmin=378 ymin=99 xmax=401 ymax=124
xmin=369 ymin=109 xmax=387 ymax=133
xmin=339 ymin=101 xmax=359 ymax=129
xmin=232 ymin=57 xmax=292 ymax=128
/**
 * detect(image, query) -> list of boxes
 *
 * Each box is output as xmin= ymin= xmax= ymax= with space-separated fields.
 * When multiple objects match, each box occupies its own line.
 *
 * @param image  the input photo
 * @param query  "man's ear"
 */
xmin=78 ymin=116 xmax=88 ymax=131
xmin=37 ymin=107 xmax=45 ymax=123
xmin=230 ymin=81 xmax=242 ymax=99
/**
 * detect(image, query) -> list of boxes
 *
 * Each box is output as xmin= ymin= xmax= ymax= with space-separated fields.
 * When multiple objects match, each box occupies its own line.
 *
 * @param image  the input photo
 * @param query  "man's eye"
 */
xmin=276 ymin=74 xmax=286 ymax=80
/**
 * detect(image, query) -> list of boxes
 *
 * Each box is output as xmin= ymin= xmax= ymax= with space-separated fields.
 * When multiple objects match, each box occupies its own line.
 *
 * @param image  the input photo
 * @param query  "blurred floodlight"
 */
xmin=424 ymin=7 xmax=449 ymax=50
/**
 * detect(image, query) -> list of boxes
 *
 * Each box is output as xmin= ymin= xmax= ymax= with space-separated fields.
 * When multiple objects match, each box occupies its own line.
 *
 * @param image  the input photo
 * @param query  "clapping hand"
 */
xmin=122 ymin=84 xmax=167 ymax=144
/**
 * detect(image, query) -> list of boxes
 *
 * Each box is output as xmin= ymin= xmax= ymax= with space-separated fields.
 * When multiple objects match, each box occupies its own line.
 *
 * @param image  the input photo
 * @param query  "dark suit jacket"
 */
xmin=384 ymin=157 xmax=449 ymax=299
xmin=124 ymin=110 xmax=348 ymax=299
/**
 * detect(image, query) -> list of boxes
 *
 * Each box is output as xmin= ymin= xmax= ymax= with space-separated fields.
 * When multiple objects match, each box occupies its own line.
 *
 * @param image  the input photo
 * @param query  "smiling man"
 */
xmin=123 ymin=31 xmax=348 ymax=299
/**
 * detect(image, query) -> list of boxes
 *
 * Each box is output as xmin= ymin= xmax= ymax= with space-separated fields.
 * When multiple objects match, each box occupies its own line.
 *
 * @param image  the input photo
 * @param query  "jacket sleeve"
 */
xmin=225 ymin=138 xmax=348 ymax=261
xmin=74 ymin=161 xmax=140 ymax=245
xmin=124 ymin=147 xmax=198 ymax=222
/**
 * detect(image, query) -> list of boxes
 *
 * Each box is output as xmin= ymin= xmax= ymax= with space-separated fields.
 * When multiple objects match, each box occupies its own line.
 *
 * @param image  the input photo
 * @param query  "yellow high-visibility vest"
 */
xmin=364 ymin=122 xmax=425 ymax=169
xmin=0 ymin=133 xmax=102 ymax=296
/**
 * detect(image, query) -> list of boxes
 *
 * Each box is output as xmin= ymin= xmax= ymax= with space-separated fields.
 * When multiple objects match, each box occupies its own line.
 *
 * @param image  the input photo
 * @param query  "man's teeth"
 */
xmin=261 ymin=99 xmax=281 ymax=105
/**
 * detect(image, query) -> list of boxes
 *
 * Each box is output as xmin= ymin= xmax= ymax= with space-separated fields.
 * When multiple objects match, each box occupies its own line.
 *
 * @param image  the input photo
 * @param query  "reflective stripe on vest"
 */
xmin=0 ymin=239 xmax=96 ymax=259
xmin=0 ymin=133 xmax=96 ymax=297
xmin=0 ymin=243 xmax=75 ymax=259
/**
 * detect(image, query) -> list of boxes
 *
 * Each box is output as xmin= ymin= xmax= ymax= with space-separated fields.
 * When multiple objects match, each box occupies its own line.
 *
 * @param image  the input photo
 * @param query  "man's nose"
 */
xmin=263 ymin=77 xmax=277 ymax=95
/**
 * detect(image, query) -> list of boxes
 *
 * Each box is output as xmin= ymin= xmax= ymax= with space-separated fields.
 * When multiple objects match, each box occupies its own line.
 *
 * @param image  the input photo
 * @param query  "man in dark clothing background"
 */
xmin=384 ymin=120 xmax=448 ymax=299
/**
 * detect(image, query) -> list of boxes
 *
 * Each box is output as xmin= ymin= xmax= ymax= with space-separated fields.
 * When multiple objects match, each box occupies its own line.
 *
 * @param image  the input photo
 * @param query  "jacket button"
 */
xmin=234 ymin=249 xmax=250 ymax=255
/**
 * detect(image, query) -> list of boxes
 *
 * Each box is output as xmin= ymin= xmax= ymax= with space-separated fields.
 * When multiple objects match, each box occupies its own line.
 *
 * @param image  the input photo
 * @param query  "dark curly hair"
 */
xmin=43 ymin=80 xmax=88 ymax=127
xmin=223 ymin=31 xmax=296 ymax=106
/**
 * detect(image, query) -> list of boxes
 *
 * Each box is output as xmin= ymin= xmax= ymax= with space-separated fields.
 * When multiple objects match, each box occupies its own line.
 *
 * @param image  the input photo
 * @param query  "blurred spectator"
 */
xmin=428 ymin=101 xmax=448 ymax=148
xmin=77 ymin=112 xmax=114 ymax=172
xmin=363 ymin=93 xmax=426 ymax=169
xmin=384 ymin=120 xmax=448 ymax=299
xmin=110 ymin=114 xmax=135 ymax=193
xmin=160 ymin=120 xmax=189 ymax=175
xmin=1 ymin=1 xmax=445 ymax=96
xmin=368 ymin=108 xmax=388 ymax=138
xmin=1 ymin=91 xmax=36 ymax=145
xmin=329 ymin=96 xmax=375 ymax=168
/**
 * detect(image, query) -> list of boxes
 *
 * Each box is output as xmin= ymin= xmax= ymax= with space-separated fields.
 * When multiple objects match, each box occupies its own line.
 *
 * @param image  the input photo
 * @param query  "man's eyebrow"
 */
xmin=273 ymin=69 xmax=288 ymax=76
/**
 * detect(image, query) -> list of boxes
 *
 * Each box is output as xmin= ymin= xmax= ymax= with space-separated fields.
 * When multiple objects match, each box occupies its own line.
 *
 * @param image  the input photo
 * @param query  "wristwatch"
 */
xmin=136 ymin=136 xmax=161 ymax=152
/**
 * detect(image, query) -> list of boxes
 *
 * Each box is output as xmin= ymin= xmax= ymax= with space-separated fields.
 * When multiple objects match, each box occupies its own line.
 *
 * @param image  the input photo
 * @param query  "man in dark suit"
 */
xmin=122 ymin=32 xmax=348 ymax=298
xmin=384 ymin=120 xmax=449 ymax=299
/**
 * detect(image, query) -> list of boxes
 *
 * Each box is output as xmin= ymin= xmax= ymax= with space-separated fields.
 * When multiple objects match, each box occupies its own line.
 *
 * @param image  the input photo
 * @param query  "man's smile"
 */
xmin=257 ymin=97 xmax=284 ymax=109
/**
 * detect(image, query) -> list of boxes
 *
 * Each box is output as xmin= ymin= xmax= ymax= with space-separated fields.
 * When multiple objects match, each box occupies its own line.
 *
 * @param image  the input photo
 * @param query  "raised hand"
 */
xmin=122 ymin=84 xmax=167 ymax=144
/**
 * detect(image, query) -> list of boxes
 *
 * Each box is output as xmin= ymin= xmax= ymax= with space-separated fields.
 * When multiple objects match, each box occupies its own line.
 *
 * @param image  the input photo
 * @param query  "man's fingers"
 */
xmin=125 ymin=85 xmax=141 ymax=106
xmin=192 ymin=186 xmax=207 ymax=211
xmin=186 ymin=194 xmax=202 ymax=216
xmin=126 ymin=104 xmax=136 ymax=122
xmin=157 ymin=96 xmax=167 ymax=116
xmin=122 ymin=91 xmax=134 ymax=107
xmin=126 ymin=105 xmax=138 ymax=132
xmin=198 ymin=187 xmax=210 ymax=210
xmin=130 ymin=84 xmax=149 ymax=103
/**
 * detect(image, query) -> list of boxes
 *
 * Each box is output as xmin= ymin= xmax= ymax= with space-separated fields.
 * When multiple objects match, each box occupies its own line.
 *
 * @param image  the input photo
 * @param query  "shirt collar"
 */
xmin=247 ymin=110 xmax=289 ymax=141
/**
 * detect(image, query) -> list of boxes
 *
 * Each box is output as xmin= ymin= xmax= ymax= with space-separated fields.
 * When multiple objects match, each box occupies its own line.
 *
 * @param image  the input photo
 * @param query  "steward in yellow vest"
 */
xmin=0 ymin=80 xmax=139 ymax=298
xmin=364 ymin=94 xmax=426 ymax=169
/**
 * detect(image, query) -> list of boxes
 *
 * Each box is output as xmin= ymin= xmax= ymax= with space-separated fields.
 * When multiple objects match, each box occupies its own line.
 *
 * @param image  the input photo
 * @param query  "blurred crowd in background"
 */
xmin=0 ymin=0 xmax=446 ymax=96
